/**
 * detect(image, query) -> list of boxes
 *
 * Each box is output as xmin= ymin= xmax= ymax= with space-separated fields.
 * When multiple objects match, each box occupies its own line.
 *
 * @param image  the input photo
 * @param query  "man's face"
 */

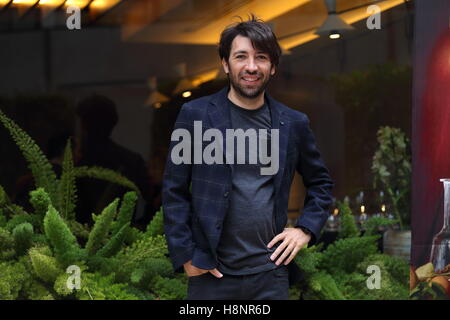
xmin=222 ymin=35 xmax=276 ymax=99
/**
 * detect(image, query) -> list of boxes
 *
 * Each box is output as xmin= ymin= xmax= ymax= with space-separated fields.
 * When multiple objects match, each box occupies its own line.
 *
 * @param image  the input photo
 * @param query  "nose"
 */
xmin=245 ymin=57 xmax=258 ymax=73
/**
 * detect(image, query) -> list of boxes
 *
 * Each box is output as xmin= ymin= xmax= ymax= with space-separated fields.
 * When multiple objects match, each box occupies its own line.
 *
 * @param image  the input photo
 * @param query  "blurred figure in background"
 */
xmin=75 ymin=94 xmax=152 ymax=228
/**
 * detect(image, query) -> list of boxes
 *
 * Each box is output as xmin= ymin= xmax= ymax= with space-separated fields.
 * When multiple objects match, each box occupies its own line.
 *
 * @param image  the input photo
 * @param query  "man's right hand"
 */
xmin=183 ymin=260 xmax=223 ymax=278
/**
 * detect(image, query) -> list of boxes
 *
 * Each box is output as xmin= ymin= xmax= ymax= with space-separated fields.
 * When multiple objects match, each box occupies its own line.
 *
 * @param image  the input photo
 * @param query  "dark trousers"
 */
xmin=187 ymin=265 xmax=289 ymax=300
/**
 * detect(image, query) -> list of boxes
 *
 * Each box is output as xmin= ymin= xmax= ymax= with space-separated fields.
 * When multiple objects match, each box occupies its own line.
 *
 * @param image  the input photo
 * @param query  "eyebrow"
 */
xmin=232 ymin=50 xmax=269 ymax=56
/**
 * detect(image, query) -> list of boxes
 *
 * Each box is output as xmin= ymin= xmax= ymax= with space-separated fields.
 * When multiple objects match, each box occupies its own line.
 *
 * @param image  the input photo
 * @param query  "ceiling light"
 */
xmin=145 ymin=77 xmax=169 ymax=107
xmin=173 ymin=62 xmax=196 ymax=95
xmin=315 ymin=0 xmax=354 ymax=39
xmin=329 ymin=33 xmax=340 ymax=39
xmin=182 ymin=91 xmax=192 ymax=98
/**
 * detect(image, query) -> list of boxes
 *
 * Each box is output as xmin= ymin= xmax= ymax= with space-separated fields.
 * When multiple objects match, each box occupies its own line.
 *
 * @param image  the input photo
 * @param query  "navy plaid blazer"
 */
xmin=162 ymin=86 xmax=334 ymax=277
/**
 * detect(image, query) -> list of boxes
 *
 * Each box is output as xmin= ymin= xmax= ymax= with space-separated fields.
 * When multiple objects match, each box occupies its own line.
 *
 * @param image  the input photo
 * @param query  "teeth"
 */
xmin=243 ymin=78 xmax=258 ymax=82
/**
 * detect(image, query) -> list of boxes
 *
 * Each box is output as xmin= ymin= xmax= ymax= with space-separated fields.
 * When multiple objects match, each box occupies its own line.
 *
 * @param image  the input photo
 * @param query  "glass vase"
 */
xmin=430 ymin=179 xmax=450 ymax=273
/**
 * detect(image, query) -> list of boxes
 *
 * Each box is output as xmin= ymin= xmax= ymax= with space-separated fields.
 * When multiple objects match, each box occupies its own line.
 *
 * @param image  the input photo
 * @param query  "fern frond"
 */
xmin=29 ymin=188 xmax=51 ymax=226
xmin=85 ymin=198 xmax=119 ymax=255
xmin=0 ymin=184 xmax=11 ymax=207
xmin=43 ymin=205 xmax=85 ymax=267
xmin=145 ymin=207 xmax=164 ymax=237
xmin=96 ymin=223 xmax=129 ymax=258
xmin=337 ymin=201 xmax=359 ymax=239
xmin=0 ymin=109 xmax=58 ymax=205
xmin=58 ymin=138 xmax=78 ymax=220
xmin=67 ymin=220 xmax=90 ymax=240
xmin=28 ymin=247 xmax=63 ymax=283
xmin=5 ymin=211 xmax=39 ymax=232
xmin=73 ymin=166 xmax=140 ymax=195
xmin=111 ymin=191 xmax=137 ymax=235
xmin=0 ymin=227 xmax=15 ymax=260
xmin=12 ymin=222 xmax=34 ymax=256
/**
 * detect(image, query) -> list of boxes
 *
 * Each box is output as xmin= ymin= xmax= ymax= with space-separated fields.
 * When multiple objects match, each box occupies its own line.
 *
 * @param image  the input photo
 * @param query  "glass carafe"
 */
xmin=430 ymin=179 xmax=450 ymax=273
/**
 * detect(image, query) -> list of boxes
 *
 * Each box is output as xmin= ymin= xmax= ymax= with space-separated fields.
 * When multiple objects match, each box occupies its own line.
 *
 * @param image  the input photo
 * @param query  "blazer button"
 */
xmin=280 ymin=121 xmax=285 ymax=125
xmin=223 ymin=191 xmax=229 ymax=198
xmin=216 ymin=223 xmax=222 ymax=230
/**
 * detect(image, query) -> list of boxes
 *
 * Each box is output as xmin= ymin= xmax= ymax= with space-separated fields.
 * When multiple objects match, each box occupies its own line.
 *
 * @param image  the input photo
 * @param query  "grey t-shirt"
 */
xmin=216 ymin=97 xmax=279 ymax=275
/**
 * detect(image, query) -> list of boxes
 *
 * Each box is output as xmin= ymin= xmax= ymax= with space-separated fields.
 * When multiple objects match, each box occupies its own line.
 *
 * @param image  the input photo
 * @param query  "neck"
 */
xmin=228 ymin=85 xmax=265 ymax=110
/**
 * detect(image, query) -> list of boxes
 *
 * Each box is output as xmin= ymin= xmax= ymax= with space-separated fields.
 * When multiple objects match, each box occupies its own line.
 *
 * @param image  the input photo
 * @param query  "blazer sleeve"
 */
xmin=162 ymin=102 xmax=195 ymax=273
xmin=294 ymin=114 xmax=334 ymax=246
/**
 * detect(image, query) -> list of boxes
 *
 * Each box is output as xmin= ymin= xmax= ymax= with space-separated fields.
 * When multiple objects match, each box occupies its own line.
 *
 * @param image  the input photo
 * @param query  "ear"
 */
xmin=270 ymin=65 xmax=276 ymax=76
xmin=221 ymin=58 xmax=229 ymax=74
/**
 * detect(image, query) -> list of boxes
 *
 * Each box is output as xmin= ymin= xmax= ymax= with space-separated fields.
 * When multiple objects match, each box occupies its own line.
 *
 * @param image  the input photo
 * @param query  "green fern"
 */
xmin=0 ymin=227 xmax=15 ymax=260
xmin=73 ymin=166 xmax=140 ymax=195
xmin=12 ymin=222 xmax=34 ymax=256
xmin=29 ymin=188 xmax=51 ymax=224
xmin=294 ymin=245 xmax=323 ymax=275
xmin=0 ymin=210 xmax=6 ymax=228
xmin=123 ymin=285 xmax=154 ymax=300
xmin=67 ymin=220 xmax=90 ymax=240
xmin=0 ymin=184 xmax=11 ymax=207
xmin=151 ymin=275 xmax=187 ymax=300
xmin=0 ymin=109 xmax=58 ymax=206
xmin=0 ymin=261 xmax=28 ymax=299
xmin=5 ymin=212 xmax=39 ymax=233
xmin=3 ymin=204 xmax=32 ymax=227
xmin=304 ymin=272 xmax=346 ymax=300
xmin=115 ymin=235 xmax=168 ymax=282
xmin=25 ymin=280 xmax=55 ymax=300
xmin=29 ymin=247 xmax=63 ymax=284
xmin=96 ymin=223 xmax=129 ymax=258
xmin=43 ymin=205 xmax=85 ymax=267
xmin=363 ymin=216 xmax=398 ymax=236
xmin=111 ymin=191 xmax=137 ymax=235
xmin=145 ymin=206 xmax=164 ymax=237
xmin=319 ymin=235 xmax=380 ymax=275
xmin=54 ymin=273 xmax=76 ymax=297
xmin=85 ymin=198 xmax=119 ymax=255
xmin=57 ymin=139 xmax=78 ymax=220
xmin=130 ymin=257 xmax=173 ymax=287
xmin=75 ymin=272 xmax=139 ymax=300
xmin=337 ymin=201 xmax=359 ymax=239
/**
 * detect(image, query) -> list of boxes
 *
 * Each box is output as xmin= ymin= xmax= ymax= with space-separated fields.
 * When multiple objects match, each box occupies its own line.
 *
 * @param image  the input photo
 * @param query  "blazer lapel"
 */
xmin=207 ymin=86 xmax=232 ymax=166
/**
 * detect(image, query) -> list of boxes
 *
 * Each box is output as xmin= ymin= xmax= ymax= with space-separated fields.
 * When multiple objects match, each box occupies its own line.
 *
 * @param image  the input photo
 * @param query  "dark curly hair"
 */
xmin=218 ymin=14 xmax=282 ymax=67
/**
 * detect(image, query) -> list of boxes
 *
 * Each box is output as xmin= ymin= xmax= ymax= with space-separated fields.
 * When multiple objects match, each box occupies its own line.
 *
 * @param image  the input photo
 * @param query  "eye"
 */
xmin=257 ymin=55 xmax=268 ymax=60
xmin=235 ymin=55 xmax=246 ymax=59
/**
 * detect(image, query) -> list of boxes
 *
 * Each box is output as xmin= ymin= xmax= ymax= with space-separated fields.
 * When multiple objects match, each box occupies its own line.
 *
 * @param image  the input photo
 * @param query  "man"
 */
xmin=75 ymin=94 xmax=152 ymax=227
xmin=163 ymin=15 xmax=333 ymax=300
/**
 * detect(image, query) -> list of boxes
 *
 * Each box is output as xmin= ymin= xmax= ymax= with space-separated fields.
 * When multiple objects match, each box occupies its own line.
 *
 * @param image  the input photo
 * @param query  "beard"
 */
xmin=228 ymin=69 xmax=271 ymax=99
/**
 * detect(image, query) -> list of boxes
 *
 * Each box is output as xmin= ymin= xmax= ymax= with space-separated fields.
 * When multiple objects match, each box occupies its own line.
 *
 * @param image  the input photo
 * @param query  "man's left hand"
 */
xmin=267 ymin=227 xmax=311 ymax=266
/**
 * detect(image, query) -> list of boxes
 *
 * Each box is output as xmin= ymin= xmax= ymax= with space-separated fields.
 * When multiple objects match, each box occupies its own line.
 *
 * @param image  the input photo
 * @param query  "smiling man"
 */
xmin=163 ymin=15 xmax=334 ymax=300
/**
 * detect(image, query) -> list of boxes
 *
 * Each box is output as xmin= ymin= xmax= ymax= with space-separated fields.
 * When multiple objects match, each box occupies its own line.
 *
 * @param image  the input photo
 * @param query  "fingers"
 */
xmin=270 ymin=238 xmax=289 ymax=262
xmin=275 ymin=243 xmax=295 ymax=265
xmin=183 ymin=260 xmax=193 ymax=268
xmin=209 ymin=268 xmax=223 ymax=278
xmin=284 ymin=245 xmax=302 ymax=265
xmin=269 ymin=229 xmax=310 ymax=265
xmin=267 ymin=232 xmax=285 ymax=248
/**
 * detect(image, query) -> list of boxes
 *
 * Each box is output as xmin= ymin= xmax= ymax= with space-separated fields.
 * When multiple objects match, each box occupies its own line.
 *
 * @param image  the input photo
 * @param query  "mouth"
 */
xmin=241 ymin=76 xmax=260 ymax=84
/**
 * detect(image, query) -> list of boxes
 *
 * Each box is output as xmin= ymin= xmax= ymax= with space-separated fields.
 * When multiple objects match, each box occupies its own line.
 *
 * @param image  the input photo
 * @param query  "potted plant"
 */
xmin=371 ymin=126 xmax=411 ymax=260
